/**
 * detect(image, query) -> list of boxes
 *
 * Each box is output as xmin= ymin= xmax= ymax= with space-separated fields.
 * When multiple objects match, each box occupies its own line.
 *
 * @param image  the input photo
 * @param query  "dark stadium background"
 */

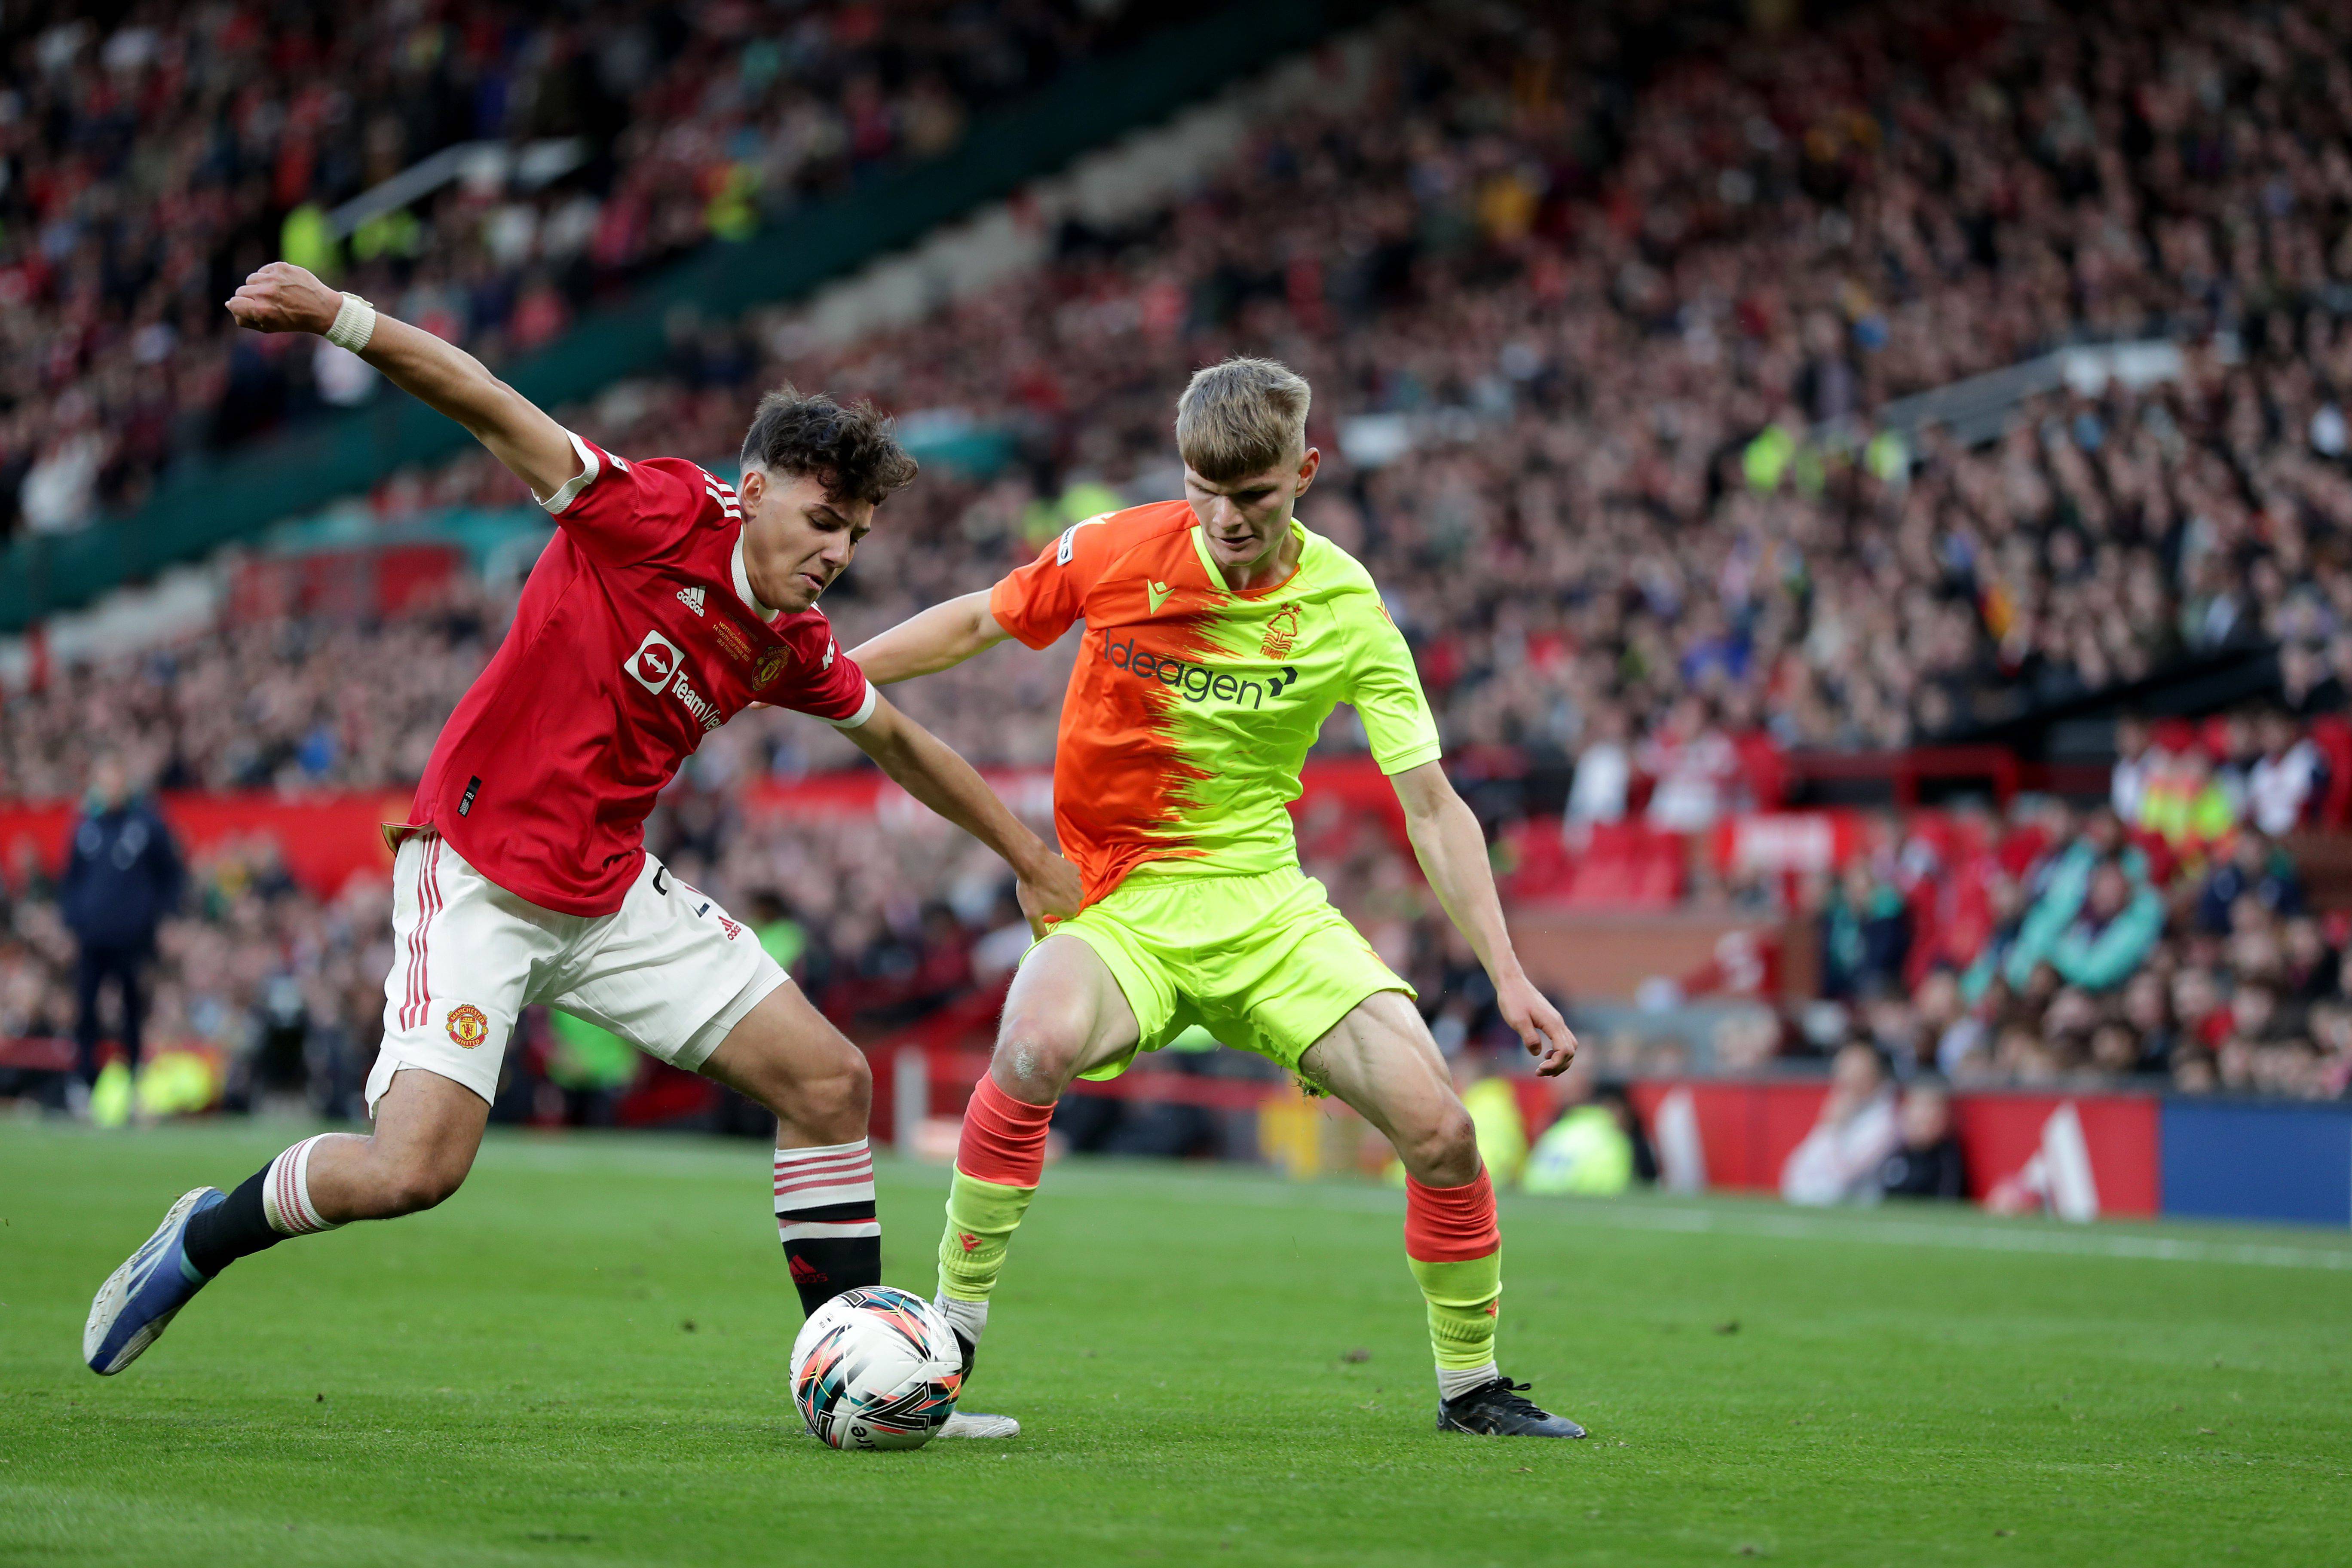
xmin=1 ymin=0 xmax=2349 ymax=1227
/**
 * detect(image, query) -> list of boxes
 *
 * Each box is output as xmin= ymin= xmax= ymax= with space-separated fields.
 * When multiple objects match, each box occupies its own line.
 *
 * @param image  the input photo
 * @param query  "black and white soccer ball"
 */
xmin=789 ymin=1286 xmax=963 ymax=1450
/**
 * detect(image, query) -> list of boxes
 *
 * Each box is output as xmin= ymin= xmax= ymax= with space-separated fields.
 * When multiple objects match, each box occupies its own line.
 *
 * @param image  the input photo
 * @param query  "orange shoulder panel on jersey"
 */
xmin=989 ymin=499 xmax=1197 ymax=650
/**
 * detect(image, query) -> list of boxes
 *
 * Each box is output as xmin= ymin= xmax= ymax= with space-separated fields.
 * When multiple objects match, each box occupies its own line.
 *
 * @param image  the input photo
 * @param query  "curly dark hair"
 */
xmin=738 ymin=385 xmax=918 ymax=505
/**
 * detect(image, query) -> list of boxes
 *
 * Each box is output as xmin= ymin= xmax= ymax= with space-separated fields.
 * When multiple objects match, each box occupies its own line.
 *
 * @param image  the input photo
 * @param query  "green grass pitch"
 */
xmin=3 ymin=1123 xmax=2349 ymax=1567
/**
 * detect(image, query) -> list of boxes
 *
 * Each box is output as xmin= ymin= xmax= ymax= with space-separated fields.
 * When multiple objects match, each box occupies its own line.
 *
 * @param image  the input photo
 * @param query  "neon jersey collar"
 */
xmin=1191 ymin=520 xmax=1311 ymax=598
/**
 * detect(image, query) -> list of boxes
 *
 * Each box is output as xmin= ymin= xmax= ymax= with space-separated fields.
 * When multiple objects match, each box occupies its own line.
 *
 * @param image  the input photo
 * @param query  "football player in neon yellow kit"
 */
xmin=851 ymin=358 xmax=1583 ymax=1435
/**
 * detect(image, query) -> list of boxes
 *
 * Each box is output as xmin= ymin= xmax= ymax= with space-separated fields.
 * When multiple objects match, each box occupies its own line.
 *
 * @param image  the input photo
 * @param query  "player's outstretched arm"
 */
xmin=843 ymin=694 xmax=1081 ymax=929
xmin=1391 ymin=761 xmax=1577 ymax=1077
xmin=847 ymin=590 xmax=1011 ymax=684
xmin=225 ymin=262 xmax=580 ymax=505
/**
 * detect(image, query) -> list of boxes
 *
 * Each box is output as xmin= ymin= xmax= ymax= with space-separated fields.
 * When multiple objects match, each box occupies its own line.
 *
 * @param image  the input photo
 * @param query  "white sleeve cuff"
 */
xmin=820 ymin=683 xmax=879 ymax=730
xmin=534 ymin=431 xmax=602 ymax=514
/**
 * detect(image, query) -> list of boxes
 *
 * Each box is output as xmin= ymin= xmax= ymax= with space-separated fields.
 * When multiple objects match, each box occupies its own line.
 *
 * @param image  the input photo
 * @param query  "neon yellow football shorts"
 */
xmin=1050 ymin=863 xmax=1414 ymax=1080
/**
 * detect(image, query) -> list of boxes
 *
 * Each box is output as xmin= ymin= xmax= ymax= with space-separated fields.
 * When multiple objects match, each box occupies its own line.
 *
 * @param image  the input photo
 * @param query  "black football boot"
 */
xmin=1437 ymin=1377 xmax=1587 ymax=1437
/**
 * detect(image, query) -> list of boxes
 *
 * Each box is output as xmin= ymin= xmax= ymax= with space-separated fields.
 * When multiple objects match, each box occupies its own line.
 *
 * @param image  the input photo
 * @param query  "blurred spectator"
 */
xmin=1523 ymin=1071 xmax=1654 ymax=1197
xmin=1874 ymin=1080 xmax=1968 ymax=1201
xmin=1915 ymin=969 xmax=1983 ymax=1078
xmin=2118 ymin=971 xmax=2178 ymax=1073
xmin=2246 ymin=709 xmax=2326 ymax=837
xmin=2045 ymin=862 xmax=2164 ymax=993
xmin=1458 ymin=1063 xmax=1530 ymax=1188
xmin=2281 ymin=642 xmax=2346 ymax=718
xmin=58 ymin=755 xmax=183 ymax=1106
xmin=1818 ymin=863 xmax=1908 ymax=1001
xmin=1640 ymin=698 xmax=1740 ymax=834
xmin=1781 ymin=1042 xmax=1899 ymax=1206
xmin=1994 ymin=811 xmax=2140 ymax=989
xmin=2110 ymin=715 xmax=2161 ymax=825
xmin=1563 ymin=706 xmax=1631 ymax=830
xmin=2194 ymin=833 xmax=2303 ymax=935
xmin=2138 ymin=747 xmax=2239 ymax=856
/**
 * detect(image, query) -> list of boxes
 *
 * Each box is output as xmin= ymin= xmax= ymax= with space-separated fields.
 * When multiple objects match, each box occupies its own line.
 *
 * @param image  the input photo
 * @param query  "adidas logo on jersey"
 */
xmin=677 ymin=585 xmax=706 ymax=616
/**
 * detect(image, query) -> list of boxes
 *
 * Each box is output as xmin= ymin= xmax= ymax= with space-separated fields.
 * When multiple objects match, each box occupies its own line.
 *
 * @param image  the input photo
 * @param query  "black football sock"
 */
xmin=773 ymin=1139 xmax=880 ymax=1314
xmin=182 ymin=1135 xmax=346 ymax=1278
xmin=182 ymin=1165 xmax=282 ymax=1278
xmin=784 ymin=1228 xmax=884 ymax=1314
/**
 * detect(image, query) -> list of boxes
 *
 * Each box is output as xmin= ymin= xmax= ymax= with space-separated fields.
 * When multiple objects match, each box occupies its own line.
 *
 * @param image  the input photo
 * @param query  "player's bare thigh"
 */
xmin=992 ymin=933 xmax=1141 ymax=1099
xmin=306 ymin=1066 xmax=490 ymax=1221
xmin=698 ymin=980 xmax=871 ymax=1146
xmin=1298 ymin=991 xmax=1479 ymax=1186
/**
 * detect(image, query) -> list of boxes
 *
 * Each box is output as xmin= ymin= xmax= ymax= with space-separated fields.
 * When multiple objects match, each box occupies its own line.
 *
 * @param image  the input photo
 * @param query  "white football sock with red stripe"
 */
xmin=260 ymin=1135 xmax=343 ymax=1237
xmin=773 ymin=1139 xmax=879 ymax=1314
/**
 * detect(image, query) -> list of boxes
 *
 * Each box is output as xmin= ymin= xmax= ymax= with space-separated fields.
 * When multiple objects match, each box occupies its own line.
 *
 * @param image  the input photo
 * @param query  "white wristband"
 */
xmin=325 ymin=292 xmax=377 ymax=353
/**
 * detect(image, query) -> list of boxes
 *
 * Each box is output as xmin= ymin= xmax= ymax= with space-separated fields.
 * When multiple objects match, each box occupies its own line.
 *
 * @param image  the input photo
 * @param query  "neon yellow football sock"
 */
xmin=1409 ymin=1251 xmax=1502 ymax=1373
xmin=936 ymin=1168 xmax=1037 ymax=1304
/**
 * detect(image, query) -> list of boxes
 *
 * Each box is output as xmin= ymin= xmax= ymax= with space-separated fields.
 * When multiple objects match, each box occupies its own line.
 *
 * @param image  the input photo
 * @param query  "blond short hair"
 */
xmin=1175 ymin=357 xmax=1311 ymax=482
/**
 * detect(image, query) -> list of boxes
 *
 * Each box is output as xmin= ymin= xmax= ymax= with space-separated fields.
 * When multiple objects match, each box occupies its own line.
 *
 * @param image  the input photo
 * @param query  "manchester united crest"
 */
xmin=446 ymin=1003 xmax=490 ymax=1050
xmin=754 ymin=646 xmax=790 ymax=689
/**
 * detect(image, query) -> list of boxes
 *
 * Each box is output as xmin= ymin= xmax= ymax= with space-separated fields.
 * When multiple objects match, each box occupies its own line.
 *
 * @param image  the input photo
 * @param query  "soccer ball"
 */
xmin=789 ymin=1286 xmax=964 ymax=1450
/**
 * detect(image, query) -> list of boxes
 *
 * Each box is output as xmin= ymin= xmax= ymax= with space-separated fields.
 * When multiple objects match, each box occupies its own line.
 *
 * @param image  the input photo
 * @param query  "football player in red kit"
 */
xmin=85 ymin=265 xmax=1077 ymax=1442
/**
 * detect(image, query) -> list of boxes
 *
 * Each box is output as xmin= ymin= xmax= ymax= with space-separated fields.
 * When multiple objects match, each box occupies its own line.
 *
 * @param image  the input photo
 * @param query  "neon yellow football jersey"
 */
xmin=990 ymin=499 xmax=1441 ymax=905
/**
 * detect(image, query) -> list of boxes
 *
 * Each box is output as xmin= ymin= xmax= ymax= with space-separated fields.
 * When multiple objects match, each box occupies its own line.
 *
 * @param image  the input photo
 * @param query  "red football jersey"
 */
xmin=401 ymin=432 xmax=874 ymax=915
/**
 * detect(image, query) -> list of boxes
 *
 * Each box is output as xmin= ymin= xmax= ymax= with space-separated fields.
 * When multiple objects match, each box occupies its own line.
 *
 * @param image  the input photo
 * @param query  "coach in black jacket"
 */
xmin=58 ymin=757 xmax=184 ymax=1092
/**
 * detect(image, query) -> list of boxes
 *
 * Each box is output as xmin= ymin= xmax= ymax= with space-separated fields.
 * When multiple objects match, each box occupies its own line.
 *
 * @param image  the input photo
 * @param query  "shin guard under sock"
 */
xmin=775 ymin=1139 xmax=879 ymax=1315
xmin=935 ymin=1078 xmax=1054 ymax=1320
xmin=1404 ymin=1170 xmax=1503 ymax=1397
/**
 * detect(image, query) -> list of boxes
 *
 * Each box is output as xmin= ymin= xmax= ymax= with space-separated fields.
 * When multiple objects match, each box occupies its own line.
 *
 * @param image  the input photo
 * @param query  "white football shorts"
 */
xmin=366 ymin=833 xmax=786 ymax=1115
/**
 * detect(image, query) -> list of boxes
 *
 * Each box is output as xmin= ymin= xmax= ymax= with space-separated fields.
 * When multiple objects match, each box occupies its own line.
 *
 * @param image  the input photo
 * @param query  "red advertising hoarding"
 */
xmin=1624 ymin=1079 xmax=2160 ymax=1218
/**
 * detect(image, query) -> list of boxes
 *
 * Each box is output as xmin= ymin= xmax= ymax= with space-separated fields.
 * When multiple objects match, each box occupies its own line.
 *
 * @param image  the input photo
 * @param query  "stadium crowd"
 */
xmin=17 ymin=0 xmax=2352 ymax=794
xmin=0 ymin=0 xmax=1175 ymax=535
xmin=7 ymin=702 xmax=2349 ymax=1119
xmin=8 ymin=0 xmax=2352 ymax=1114
xmin=399 ymin=0 xmax=2352 ymax=769
xmin=0 ymin=753 xmax=1473 ymax=1122
xmin=0 ymin=766 xmax=1063 ymax=1120
xmin=1789 ymin=735 xmax=2349 ymax=1102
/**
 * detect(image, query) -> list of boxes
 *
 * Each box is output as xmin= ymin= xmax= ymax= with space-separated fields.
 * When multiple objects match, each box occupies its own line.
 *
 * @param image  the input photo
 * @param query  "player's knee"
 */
xmin=376 ymin=1150 xmax=469 ymax=1216
xmin=991 ymin=1013 xmax=1086 ymax=1097
xmin=804 ymin=1044 xmax=873 ymax=1139
xmin=1401 ymin=1105 xmax=1480 ymax=1186
xmin=762 ymin=1036 xmax=870 ymax=1143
